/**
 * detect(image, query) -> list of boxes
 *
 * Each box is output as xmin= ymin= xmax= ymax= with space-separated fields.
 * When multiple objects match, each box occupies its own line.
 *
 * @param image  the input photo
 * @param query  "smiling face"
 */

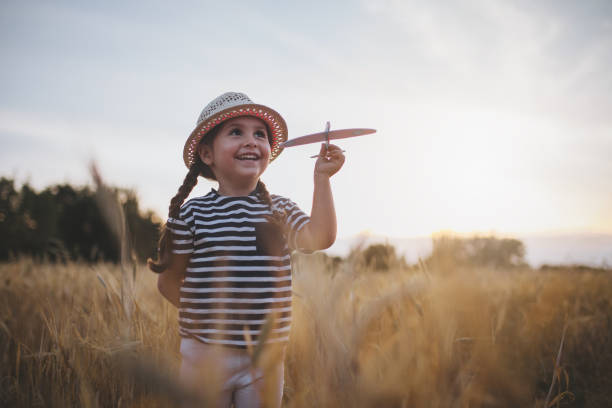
xmin=198 ymin=116 xmax=272 ymax=195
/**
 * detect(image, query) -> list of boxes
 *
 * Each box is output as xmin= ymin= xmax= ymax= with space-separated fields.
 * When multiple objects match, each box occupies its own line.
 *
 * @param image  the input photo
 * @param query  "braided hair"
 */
xmin=256 ymin=179 xmax=287 ymax=227
xmin=147 ymin=160 xmax=204 ymax=273
xmin=147 ymin=125 xmax=220 ymax=273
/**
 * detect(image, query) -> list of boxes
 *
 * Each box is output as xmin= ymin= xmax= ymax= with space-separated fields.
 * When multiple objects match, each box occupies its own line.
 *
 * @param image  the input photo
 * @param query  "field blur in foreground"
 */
xmin=1 ymin=255 xmax=612 ymax=407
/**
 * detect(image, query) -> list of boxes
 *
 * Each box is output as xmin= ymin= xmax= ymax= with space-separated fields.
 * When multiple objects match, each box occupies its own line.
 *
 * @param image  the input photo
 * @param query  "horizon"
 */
xmin=5 ymin=172 xmax=612 ymax=267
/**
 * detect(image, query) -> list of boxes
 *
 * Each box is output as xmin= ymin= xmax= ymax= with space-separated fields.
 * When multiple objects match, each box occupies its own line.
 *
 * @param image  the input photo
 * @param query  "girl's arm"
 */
xmin=297 ymin=143 xmax=345 ymax=251
xmin=157 ymin=253 xmax=190 ymax=308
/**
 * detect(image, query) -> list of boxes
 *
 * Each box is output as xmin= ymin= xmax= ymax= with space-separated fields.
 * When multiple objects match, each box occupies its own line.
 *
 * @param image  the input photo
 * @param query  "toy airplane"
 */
xmin=280 ymin=121 xmax=376 ymax=158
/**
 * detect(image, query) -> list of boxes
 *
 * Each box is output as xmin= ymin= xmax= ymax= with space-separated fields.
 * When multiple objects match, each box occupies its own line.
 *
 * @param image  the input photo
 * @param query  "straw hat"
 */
xmin=183 ymin=92 xmax=287 ymax=168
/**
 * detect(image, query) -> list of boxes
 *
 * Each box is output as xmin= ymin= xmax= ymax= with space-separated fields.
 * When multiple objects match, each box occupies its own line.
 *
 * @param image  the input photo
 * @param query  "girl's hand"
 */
xmin=314 ymin=143 xmax=345 ymax=178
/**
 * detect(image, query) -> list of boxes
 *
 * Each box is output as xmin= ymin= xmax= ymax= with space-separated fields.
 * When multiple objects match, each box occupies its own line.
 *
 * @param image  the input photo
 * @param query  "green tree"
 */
xmin=0 ymin=178 xmax=22 ymax=259
xmin=0 ymin=177 xmax=160 ymax=263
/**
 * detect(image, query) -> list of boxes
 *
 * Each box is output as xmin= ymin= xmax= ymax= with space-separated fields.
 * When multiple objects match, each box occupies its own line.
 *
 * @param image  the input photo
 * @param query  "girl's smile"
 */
xmin=198 ymin=116 xmax=271 ymax=195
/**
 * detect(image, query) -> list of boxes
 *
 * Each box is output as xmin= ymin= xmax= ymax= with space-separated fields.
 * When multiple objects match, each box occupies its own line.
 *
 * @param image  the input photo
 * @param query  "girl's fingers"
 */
xmin=313 ymin=144 xmax=345 ymax=173
xmin=328 ymin=151 xmax=345 ymax=160
xmin=319 ymin=155 xmax=343 ymax=163
xmin=318 ymin=143 xmax=342 ymax=152
xmin=325 ymin=146 xmax=344 ymax=156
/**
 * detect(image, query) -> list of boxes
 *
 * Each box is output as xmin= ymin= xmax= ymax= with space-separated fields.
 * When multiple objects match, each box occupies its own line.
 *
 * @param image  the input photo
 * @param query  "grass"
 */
xmin=1 ymin=256 xmax=612 ymax=407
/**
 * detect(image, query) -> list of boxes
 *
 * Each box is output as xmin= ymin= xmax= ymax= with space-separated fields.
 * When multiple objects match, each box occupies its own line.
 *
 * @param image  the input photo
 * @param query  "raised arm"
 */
xmin=297 ymin=143 xmax=345 ymax=251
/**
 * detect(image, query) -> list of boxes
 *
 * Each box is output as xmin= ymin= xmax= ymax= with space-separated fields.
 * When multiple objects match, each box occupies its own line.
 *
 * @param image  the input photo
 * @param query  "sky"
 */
xmin=2 ymin=0 xmax=612 ymax=253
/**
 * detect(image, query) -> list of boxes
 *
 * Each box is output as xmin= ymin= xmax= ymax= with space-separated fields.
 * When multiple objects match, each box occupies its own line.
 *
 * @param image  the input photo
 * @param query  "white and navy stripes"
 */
xmin=167 ymin=188 xmax=309 ymax=349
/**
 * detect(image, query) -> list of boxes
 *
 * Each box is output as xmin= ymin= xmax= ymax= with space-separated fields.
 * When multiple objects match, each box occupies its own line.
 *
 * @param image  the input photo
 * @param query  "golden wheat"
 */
xmin=1 ymin=256 xmax=611 ymax=407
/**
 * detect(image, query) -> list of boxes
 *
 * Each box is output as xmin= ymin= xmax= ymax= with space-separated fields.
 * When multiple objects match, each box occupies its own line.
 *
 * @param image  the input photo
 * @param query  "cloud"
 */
xmin=360 ymin=0 xmax=612 ymax=125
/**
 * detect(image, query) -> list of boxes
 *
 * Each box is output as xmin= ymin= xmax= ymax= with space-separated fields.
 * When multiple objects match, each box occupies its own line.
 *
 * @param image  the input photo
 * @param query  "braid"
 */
xmin=257 ymin=180 xmax=286 ymax=227
xmin=147 ymin=161 xmax=204 ymax=273
xmin=169 ymin=161 xmax=203 ymax=218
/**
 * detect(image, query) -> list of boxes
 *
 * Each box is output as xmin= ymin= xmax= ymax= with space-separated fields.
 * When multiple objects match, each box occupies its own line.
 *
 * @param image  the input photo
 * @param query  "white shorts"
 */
xmin=179 ymin=337 xmax=284 ymax=408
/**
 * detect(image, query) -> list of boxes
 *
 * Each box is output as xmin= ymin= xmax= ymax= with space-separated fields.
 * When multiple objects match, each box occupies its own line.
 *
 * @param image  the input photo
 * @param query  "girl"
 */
xmin=148 ymin=92 xmax=344 ymax=407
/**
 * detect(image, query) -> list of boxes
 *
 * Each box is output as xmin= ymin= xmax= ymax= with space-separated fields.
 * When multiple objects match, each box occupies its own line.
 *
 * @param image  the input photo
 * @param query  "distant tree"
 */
xmin=0 ymin=178 xmax=21 ymax=259
xmin=121 ymin=190 xmax=160 ymax=262
xmin=0 ymin=177 xmax=160 ymax=263
xmin=363 ymin=243 xmax=396 ymax=271
xmin=426 ymin=234 xmax=526 ymax=272
xmin=54 ymin=184 xmax=119 ymax=261
xmin=347 ymin=243 xmax=408 ymax=272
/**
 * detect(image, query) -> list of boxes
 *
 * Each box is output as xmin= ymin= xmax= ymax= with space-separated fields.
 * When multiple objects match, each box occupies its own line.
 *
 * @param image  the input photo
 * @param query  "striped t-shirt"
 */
xmin=167 ymin=188 xmax=310 ymax=349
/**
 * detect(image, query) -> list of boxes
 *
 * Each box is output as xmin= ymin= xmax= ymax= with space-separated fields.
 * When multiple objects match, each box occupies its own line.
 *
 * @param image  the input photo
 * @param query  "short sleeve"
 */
xmin=272 ymin=196 xmax=311 ymax=251
xmin=167 ymin=213 xmax=194 ymax=255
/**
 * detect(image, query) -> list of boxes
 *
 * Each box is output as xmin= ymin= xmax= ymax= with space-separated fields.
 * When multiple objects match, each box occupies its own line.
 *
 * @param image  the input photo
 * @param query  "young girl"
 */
xmin=148 ymin=92 xmax=344 ymax=407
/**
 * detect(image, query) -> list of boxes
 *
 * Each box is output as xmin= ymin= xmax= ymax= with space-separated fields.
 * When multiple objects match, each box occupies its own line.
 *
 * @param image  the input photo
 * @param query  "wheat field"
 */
xmin=1 ymin=255 xmax=611 ymax=407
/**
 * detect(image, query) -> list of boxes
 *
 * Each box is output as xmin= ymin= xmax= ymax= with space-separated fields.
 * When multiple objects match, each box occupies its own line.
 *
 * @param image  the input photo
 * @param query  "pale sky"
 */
xmin=2 ymin=0 xmax=612 ymax=249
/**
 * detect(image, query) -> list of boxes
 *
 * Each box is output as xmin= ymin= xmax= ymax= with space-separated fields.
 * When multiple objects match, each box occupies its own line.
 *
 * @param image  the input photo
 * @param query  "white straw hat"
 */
xmin=183 ymin=92 xmax=287 ymax=169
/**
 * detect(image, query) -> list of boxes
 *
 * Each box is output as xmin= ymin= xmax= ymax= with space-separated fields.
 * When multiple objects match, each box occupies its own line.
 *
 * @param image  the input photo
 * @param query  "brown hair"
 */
xmin=147 ymin=119 xmax=283 ymax=273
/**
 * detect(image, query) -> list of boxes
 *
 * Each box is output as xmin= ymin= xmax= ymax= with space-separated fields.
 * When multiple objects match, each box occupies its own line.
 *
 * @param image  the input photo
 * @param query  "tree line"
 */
xmin=0 ymin=176 xmax=528 ymax=269
xmin=343 ymin=234 xmax=527 ymax=273
xmin=0 ymin=177 xmax=160 ymax=262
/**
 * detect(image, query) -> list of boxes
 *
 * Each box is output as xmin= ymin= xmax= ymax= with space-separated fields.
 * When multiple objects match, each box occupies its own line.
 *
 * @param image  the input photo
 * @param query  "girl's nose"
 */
xmin=244 ymin=133 xmax=258 ymax=146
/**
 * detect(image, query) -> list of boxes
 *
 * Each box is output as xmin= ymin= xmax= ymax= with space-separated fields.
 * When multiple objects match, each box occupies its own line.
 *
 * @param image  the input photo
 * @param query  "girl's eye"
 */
xmin=229 ymin=128 xmax=242 ymax=136
xmin=255 ymin=130 xmax=267 ymax=139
